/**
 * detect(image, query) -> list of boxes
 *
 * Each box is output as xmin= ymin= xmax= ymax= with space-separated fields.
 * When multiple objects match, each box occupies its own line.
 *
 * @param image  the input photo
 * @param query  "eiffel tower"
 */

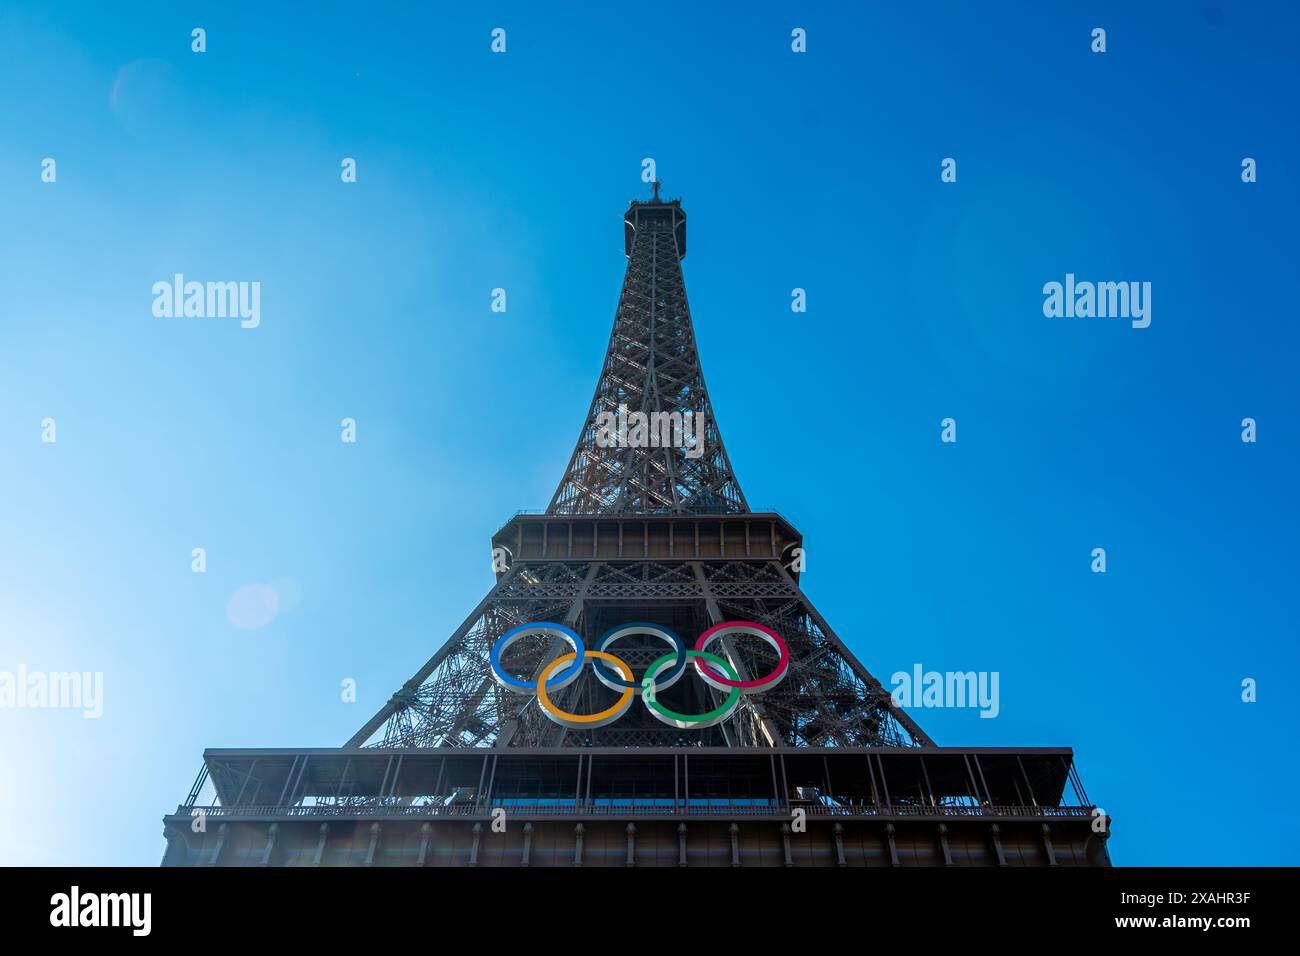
xmin=162 ymin=185 xmax=1110 ymax=867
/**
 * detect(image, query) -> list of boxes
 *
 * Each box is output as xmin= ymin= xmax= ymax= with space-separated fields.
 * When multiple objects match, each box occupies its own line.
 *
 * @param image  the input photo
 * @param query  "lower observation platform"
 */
xmin=162 ymin=746 xmax=1111 ymax=867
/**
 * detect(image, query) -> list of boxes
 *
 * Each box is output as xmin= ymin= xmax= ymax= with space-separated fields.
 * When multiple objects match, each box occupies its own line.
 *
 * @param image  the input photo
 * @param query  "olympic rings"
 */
xmin=487 ymin=619 xmax=785 ymax=730
xmin=693 ymin=621 xmax=789 ymax=693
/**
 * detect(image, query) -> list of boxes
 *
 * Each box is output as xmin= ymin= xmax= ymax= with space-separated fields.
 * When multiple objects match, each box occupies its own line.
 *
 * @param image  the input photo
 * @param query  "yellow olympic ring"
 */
xmin=536 ymin=651 xmax=635 ymax=729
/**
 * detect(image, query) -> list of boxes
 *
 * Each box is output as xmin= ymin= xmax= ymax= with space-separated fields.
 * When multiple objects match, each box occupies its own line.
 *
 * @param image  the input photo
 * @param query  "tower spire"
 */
xmin=547 ymin=192 xmax=748 ymax=515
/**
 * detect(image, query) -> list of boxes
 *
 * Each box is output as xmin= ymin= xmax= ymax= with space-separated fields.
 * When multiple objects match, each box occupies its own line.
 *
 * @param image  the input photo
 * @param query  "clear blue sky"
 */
xmin=1 ymin=1 xmax=1296 ymax=865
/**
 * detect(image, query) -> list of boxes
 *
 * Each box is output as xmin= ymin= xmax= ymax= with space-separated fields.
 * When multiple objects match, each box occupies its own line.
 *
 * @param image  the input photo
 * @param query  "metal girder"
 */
xmin=547 ymin=197 xmax=748 ymax=515
xmin=351 ymin=557 xmax=928 ymax=750
xmin=348 ymin=194 xmax=931 ymax=752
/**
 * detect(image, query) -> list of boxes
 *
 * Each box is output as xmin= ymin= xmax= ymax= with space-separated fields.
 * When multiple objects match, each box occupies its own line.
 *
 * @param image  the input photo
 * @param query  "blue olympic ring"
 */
xmin=489 ymin=622 xmax=586 ymax=693
xmin=590 ymin=621 xmax=689 ymax=691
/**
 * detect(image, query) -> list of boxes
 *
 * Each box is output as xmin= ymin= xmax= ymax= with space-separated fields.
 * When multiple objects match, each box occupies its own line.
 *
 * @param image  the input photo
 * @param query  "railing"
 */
xmin=508 ymin=507 xmax=795 ymax=522
xmin=807 ymin=804 xmax=1093 ymax=819
xmin=494 ymin=508 xmax=799 ymax=543
xmin=178 ymin=802 xmax=1092 ymax=821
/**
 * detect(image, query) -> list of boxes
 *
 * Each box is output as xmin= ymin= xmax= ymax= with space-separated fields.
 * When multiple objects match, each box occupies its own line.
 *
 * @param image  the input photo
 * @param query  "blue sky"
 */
xmin=1 ymin=1 xmax=1296 ymax=865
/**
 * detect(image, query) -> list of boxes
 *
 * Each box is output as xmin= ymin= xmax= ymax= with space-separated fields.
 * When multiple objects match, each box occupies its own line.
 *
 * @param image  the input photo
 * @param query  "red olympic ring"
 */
xmin=693 ymin=621 xmax=790 ymax=693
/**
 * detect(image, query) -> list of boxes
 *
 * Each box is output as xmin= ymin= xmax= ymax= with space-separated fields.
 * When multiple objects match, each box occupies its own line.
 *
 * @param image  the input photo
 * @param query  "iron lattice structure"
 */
xmin=346 ymin=188 xmax=932 ymax=753
xmin=548 ymin=191 xmax=747 ymax=515
xmin=163 ymin=186 xmax=1109 ymax=867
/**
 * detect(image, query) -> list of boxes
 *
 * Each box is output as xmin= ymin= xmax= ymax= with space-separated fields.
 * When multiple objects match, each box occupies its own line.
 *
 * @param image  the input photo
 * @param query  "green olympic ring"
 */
xmin=642 ymin=650 xmax=742 ymax=729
